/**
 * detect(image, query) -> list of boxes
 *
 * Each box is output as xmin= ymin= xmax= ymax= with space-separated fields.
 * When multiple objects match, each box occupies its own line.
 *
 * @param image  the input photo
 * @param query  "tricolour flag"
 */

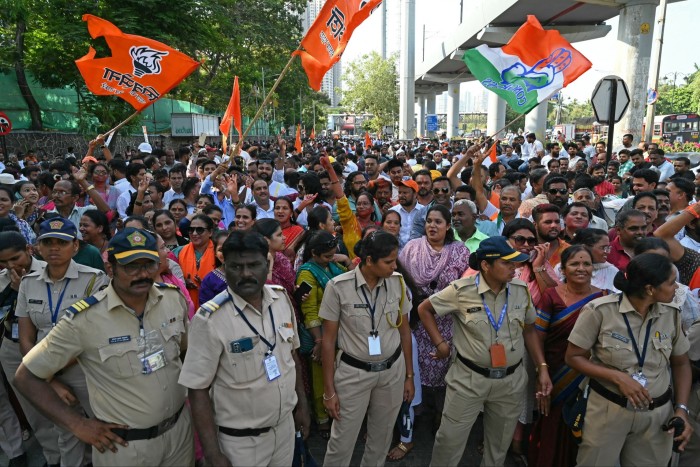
xmin=463 ymin=15 xmax=591 ymax=114
xmin=220 ymin=76 xmax=242 ymax=154
xmin=75 ymin=15 xmax=200 ymax=111
xmin=294 ymin=0 xmax=383 ymax=90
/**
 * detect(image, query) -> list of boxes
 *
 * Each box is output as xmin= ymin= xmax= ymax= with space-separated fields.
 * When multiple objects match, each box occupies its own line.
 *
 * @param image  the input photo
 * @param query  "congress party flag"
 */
xmin=463 ymin=15 xmax=591 ymax=114
xmin=294 ymin=0 xmax=383 ymax=90
xmin=220 ymin=76 xmax=242 ymax=153
xmin=75 ymin=14 xmax=200 ymax=111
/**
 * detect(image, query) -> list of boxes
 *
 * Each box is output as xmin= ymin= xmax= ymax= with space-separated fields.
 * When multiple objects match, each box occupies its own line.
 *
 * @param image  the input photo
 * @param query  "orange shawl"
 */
xmin=179 ymin=240 xmax=216 ymax=309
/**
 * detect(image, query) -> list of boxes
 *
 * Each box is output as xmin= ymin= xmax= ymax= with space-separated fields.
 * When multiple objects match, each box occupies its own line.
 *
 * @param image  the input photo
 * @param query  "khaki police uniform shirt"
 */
xmin=22 ymin=283 xmax=189 ymax=428
xmin=15 ymin=260 xmax=108 ymax=341
xmin=178 ymin=285 xmax=300 ymax=430
xmin=0 ymin=258 xmax=45 ymax=319
xmin=318 ymin=269 xmax=410 ymax=362
xmin=569 ymin=293 xmax=689 ymax=398
xmin=429 ymin=274 xmax=536 ymax=368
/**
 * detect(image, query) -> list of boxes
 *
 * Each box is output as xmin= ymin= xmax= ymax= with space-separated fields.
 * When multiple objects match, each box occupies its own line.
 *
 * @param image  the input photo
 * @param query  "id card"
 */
xmin=11 ymin=323 xmax=19 ymax=340
xmin=489 ymin=343 xmax=507 ymax=368
xmin=264 ymin=355 xmax=281 ymax=381
xmin=141 ymin=350 xmax=166 ymax=374
xmin=368 ymin=335 xmax=381 ymax=356
xmin=632 ymin=372 xmax=648 ymax=388
xmin=277 ymin=325 xmax=294 ymax=343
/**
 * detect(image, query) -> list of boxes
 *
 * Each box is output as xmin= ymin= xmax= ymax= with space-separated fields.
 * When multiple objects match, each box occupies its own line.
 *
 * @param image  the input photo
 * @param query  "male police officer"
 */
xmin=180 ymin=231 xmax=310 ymax=466
xmin=15 ymin=228 xmax=193 ymax=466
xmin=418 ymin=236 xmax=552 ymax=466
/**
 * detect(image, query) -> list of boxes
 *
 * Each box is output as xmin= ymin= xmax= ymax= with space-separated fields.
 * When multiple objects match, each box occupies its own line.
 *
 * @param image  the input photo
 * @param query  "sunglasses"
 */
xmin=190 ymin=227 xmax=210 ymax=235
xmin=548 ymin=188 xmax=568 ymax=195
xmin=510 ymin=235 xmax=538 ymax=246
xmin=432 ymin=187 xmax=450 ymax=195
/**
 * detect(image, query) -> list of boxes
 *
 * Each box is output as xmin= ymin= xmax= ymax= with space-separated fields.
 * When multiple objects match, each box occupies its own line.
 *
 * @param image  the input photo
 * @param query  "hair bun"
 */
xmin=612 ymin=270 xmax=629 ymax=293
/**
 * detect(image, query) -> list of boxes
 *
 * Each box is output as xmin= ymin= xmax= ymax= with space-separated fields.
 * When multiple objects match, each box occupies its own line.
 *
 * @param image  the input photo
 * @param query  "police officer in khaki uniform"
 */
xmin=320 ymin=231 xmax=414 ymax=467
xmin=0 ymin=230 xmax=50 ymax=466
xmin=16 ymin=218 xmax=108 ymax=466
xmin=566 ymin=253 xmax=693 ymax=465
xmin=15 ymin=228 xmax=193 ymax=467
xmin=180 ymin=231 xmax=310 ymax=467
xmin=418 ymin=236 xmax=551 ymax=466
xmin=680 ymin=318 xmax=700 ymax=466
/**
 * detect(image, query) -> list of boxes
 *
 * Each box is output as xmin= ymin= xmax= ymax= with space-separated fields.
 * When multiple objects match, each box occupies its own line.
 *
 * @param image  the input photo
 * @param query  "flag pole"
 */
xmin=486 ymin=112 xmax=527 ymax=142
xmin=232 ymin=47 xmax=301 ymax=156
xmin=103 ymin=108 xmax=143 ymax=138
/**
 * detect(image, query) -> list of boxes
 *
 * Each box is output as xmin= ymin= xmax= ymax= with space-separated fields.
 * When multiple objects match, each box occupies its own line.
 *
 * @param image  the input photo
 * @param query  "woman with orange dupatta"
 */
xmin=173 ymin=213 xmax=216 ymax=309
xmin=274 ymin=196 xmax=306 ymax=262
xmin=529 ymin=245 xmax=609 ymax=467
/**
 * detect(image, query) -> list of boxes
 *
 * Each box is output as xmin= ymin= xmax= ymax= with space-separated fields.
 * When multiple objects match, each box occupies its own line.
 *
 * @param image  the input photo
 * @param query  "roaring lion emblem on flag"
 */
xmin=130 ymin=46 xmax=169 ymax=77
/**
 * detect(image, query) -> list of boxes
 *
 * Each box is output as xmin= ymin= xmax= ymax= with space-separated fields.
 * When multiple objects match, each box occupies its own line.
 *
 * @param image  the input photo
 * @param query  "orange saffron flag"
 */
xmin=310 ymin=128 xmax=316 ymax=140
xmin=364 ymin=131 xmax=371 ymax=148
xmin=75 ymin=14 xmax=200 ymax=111
xmin=294 ymin=0 xmax=383 ymax=90
xmin=295 ymin=125 xmax=302 ymax=152
xmin=220 ymin=76 xmax=242 ymax=153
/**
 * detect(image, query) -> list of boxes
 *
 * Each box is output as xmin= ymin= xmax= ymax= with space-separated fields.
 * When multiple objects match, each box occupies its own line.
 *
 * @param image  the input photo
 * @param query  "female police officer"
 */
xmin=566 ymin=253 xmax=693 ymax=465
xmin=320 ymin=230 xmax=414 ymax=467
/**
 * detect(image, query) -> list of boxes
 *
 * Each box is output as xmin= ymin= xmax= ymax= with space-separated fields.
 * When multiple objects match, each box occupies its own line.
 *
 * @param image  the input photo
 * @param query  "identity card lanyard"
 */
xmin=476 ymin=274 xmax=509 ymax=368
xmin=231 ymin=296 xmax=280 ymax=380
xmin=360 ymin=285 xmax=383 ymax=356
xmin=622 ymin=313 xmax=653 ymax=388
xmin=46 ymin=279 xmax=71 ymax=327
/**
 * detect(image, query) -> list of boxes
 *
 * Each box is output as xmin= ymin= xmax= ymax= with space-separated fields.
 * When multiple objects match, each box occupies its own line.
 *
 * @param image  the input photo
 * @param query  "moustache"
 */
xmin=130 ymin=278 xmax=154 ymax=288
xmin=237 ymin=279 xmax=258 ymax=287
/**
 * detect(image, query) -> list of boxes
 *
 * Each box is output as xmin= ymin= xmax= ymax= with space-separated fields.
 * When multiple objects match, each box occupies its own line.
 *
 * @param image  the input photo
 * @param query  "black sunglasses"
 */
xmin=548 ymin=188 xmax=568 ymax=195
xmin=190 ymin=226 xmax=210 ymax=235
xmin=510 ymin=235 xmax=538 ymax=246
xmin=432 ymin=187 xmax=450 ymax=195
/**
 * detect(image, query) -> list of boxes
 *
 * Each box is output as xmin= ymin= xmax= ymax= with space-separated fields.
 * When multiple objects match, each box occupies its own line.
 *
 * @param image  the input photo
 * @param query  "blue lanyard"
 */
xmin=230 ymin=294 xmax=276 ymax=354
xmin=475 ymin=274 xmax=508 ymax=336
xmin=46 ymin=279 xmax=71 ymax=326
xmin=622 ymin=313 xmax=653 ymax=371
xmin=360 ymin=286 xmax=381 ymax=337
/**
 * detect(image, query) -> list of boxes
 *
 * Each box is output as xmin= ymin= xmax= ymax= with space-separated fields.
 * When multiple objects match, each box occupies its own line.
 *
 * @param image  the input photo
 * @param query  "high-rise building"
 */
xmin=302 ymin=0 xmax=342 ymax=106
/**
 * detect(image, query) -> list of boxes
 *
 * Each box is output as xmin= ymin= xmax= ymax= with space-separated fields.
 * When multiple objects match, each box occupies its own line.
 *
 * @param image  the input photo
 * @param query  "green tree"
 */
xmin=655 ymin=69 xmax=699 ymax=115
xmin=340 ymin=52 xmax=399 ymax=133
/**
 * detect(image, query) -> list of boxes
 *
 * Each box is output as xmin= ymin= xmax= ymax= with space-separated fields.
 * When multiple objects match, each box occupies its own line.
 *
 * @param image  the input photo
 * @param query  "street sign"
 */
xmin=0 ymin=112 xmax=12 ymax=136
xmin=426 ymin=114 xmax=439 ymax=132
xmin=647 ymin=88 xmax=658 ymax=105
xmin=591 ymin=75 xmax=630 ymax=125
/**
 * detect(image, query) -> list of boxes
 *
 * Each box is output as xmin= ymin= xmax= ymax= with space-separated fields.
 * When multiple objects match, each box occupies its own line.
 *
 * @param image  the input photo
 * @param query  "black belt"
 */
xmin=590 ymin=379 xmax=672 ymax=411
xmin=340 ymin=345 xmax=402 ymax=372
xmin=457 ymin=353 xmax=521 ymax=379
xmin=3 ymin=326 xmax=18 ymax=343
xmin=219 ymin=426 xmax=272 ymax=437
xmin=111 ymin=404 xmax=184 ymax=441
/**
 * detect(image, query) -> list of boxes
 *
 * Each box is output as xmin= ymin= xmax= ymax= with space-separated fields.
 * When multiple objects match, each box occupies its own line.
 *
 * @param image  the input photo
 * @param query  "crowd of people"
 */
xmin=0 ymin=130 xmax=699 ymax=467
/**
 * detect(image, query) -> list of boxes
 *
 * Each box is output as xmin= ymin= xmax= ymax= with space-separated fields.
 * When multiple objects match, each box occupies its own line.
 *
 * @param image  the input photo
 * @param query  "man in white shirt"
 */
xmin=521 ymin=133 xmax=543 ymax=161
xmin=162 ymin=164 xmax=187 ymax=205
xmin=648 ymin=149 xmax=674 ymax=183
xmin=389 ymin=180 xmax=423 ymax=248
xmin=251 ymin=179 xmax=275 ymax=219
xmin=433 ymin=150 xmax=451 ymax=169
xmin=116 ymin=163 xmax=146 ymax=218
xmin=612 ymin=133 xmax=634 ymax=155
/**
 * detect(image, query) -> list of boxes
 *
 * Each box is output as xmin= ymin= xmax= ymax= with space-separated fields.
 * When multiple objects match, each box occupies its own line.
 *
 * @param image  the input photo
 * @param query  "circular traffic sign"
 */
xmin=647 ymin=88 xmax=658 ymax=105
xmin=0 ymin=112 xmax=12 ymax=136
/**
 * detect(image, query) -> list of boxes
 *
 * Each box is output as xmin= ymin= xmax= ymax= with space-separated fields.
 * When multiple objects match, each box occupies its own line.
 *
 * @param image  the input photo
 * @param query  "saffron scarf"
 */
xmin=179 ymin=240 xmax=216 ymax=309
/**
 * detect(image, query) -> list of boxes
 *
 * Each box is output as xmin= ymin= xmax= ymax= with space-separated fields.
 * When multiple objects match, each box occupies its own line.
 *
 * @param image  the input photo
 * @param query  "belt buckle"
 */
xmin=489 ymin=368 xmax=506 ymax=379
xmin=369 ymin=361 xmax=387 ymax=372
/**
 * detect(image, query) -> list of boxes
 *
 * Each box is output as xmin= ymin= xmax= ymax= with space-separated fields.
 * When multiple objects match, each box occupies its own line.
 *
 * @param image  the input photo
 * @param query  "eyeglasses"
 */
xmin=52 ymin=190 xmax=71 ymax=196
xmin=432 ymin=187 xmax=450 ymax=195
xmin=548 ymin=188 xmax=568 ymax=195
xmin=121 ymin=261 xmax=160 ymax=276
xmin=596 ymin=245 xmax=612 ymax=253
xmin=510 ymin=235 xmax=538 ymax=246
xmin=190 ymin=226 xmax=210 ymax=235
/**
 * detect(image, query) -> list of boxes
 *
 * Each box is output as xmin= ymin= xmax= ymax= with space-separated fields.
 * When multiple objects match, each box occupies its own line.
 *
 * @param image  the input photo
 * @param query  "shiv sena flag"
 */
xmin=463 ymin=15 xmax=591 ymax=114
xmin=294 ymin=0 xmax=383 ymax=90
xmin=75 ymin=14 xmax=200 ymax=111
xmin=295 ymin=125 xmax=302 ymax=152
xmin=220 ymin=76 xmax=242 ymax=153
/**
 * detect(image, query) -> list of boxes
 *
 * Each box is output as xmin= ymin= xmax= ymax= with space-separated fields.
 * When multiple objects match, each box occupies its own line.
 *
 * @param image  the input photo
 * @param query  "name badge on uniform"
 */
xmin=368 ymin=335 xmax=381 ymax=356
xmin=264 ymin=355 xmax=281 ymax=381
xmin=28 ymin=299 xmax=43 ymax=305
xmin=277 ymin=325 xmax=294 ymax=342
xmin=354 ymin=304 xmax=369 ymax=309
xmin=11 ymin=323 xmax=19 ymax=340
xmin=466 ymin=307 xmax=482 ymax=314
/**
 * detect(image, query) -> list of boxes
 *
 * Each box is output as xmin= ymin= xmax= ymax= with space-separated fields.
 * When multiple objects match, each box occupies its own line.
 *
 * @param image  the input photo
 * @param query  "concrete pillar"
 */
xmin=486 ymin=93 xmax=506 ymax=138
xmin=614 ymin=0 xmax=657 ymax=146
xmin=524 ymin=100 xmax=548 ymax=142
xmin=416 ymin=97 xmax=426 ymax=138
xmin=399 ymin=0 xmax=416 ymax=140
xmin=379 ymin=1 xmax=387 ymax=60
xmin=447 ymin=83 xmax=460 ymax=138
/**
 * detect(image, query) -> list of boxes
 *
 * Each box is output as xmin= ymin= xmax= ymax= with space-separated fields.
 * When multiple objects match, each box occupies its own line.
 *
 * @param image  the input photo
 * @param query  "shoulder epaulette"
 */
xmin=452 ymin=276 xmax=477 ymax=290
xmin=509 ymin=277 xmax=528 ymax=288
xmin=269 ymin=284 xmax=285 ymax=291
xmin=197 ymin=292 xmax=232 ymax=317
xmin=155 ymin=282 xmax=180 ymax=290
xmin=592 ymin=293 xmax=623 ymax=306
xmin=64 ymin=294 xmax=101 ymax=319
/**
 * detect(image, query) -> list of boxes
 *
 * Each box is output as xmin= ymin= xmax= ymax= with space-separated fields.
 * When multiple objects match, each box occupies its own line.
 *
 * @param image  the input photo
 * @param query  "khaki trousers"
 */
xmin=0 ymin=376 xmax=24 ymax=459
xmin=218 ymin=412 xmax=294 ymax=467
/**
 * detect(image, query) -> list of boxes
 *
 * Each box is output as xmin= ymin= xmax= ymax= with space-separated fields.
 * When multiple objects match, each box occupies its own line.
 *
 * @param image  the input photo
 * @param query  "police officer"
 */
xmin=320 ymin=231 xmax=414 ymax=467
xmin=566 ymin=253 xmax=693 ymax=465
xmin=0 ymin=229 xmax=49 ymax=467
xmin=15 ymin=228 xmax=193 ymax=467
xmin=16 ymin=218 xmax=108 ymax=466
xmin=680 ymin=318 xmax=700 ymax=467
xmin=418 ymin=236 xmax=551 ymax=466
xmin=179 ymin=230 xmax=310 ymax=467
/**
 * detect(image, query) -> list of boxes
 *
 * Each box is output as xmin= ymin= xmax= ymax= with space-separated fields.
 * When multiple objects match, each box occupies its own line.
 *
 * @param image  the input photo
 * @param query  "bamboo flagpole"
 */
xmin=102 ymin=109 xmax=143 ymax=138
